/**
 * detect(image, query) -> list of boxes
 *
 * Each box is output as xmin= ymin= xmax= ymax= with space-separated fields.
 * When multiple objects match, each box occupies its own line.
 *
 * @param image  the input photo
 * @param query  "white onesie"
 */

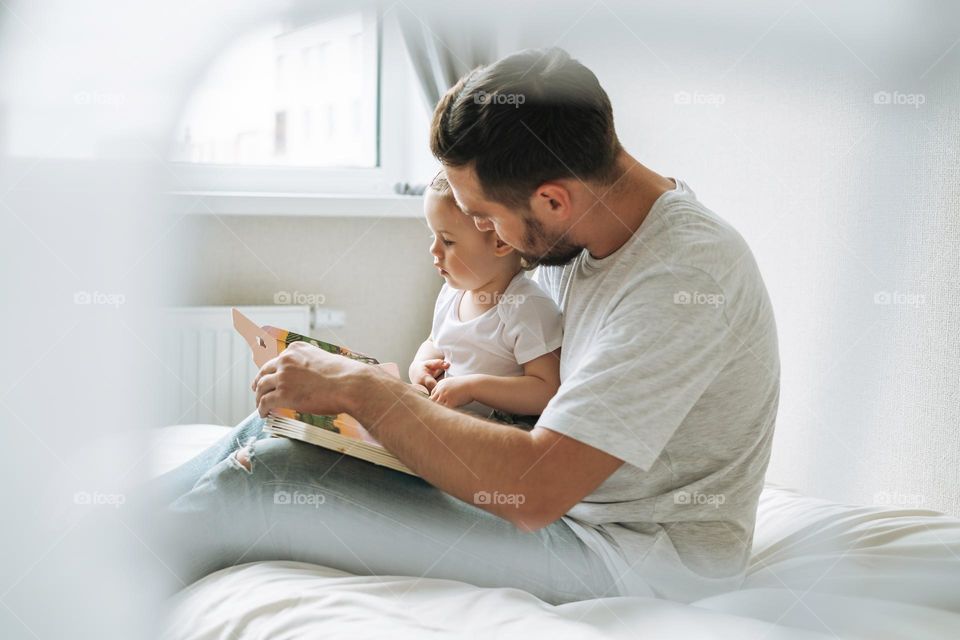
xmin=430 ymin=271 xmax=563 ymax=418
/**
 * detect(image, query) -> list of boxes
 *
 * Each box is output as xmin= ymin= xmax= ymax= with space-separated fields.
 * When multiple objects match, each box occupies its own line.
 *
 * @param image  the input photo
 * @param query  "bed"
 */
xmin=154 ymin=425 xmax=960 ymax=639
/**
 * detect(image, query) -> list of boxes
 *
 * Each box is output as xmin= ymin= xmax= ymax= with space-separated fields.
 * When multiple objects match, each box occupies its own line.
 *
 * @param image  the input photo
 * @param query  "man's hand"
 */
xmin=429 ymin=375 xmax=476 ymax=409
xmin=409 ymin=382 xmax=431 ymax=396
xmin=409 ymin=358 xmax=449 ymax=392
xmin=251 ymin=341 xmax=365 ymax=418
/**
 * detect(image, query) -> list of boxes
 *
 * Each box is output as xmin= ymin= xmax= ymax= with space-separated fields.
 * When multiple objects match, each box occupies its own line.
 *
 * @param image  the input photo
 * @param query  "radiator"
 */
xmin=160 ymin=305 xmax=312 ymax=427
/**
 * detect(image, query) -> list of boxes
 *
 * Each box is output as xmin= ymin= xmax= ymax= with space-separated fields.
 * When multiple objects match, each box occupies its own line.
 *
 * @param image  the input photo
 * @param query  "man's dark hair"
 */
xmin=430 ymin=48 xmax=622 ymax=207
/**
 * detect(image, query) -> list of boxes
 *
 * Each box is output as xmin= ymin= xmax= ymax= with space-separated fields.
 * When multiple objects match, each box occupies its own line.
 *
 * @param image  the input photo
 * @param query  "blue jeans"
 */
xmin=135 ymin=412 xmax=616 ymax=605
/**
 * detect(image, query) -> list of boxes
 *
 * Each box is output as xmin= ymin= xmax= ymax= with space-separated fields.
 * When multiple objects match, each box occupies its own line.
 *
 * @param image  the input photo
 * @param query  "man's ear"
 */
xmin=529 ymin=182 xmax=572 ymax=221
xmin=492 ymin=235 xmax=515 ymax=258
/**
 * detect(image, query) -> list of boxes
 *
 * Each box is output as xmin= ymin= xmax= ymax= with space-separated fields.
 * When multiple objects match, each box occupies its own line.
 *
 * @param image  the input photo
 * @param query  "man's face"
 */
xmin=444 ymin=165 xmax=583 ymax=267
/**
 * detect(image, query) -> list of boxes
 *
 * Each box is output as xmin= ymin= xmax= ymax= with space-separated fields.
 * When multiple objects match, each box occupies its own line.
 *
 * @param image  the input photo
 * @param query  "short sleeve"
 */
xmin=536 ymin=266 xmax=734 ymax=471
xmin=500 ymin=293 xmax=563 ymax=365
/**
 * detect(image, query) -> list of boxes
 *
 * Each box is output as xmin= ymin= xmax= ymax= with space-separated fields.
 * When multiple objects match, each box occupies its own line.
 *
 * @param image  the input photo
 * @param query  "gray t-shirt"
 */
xmin=534 ymin=178 xmax=779 ymax=602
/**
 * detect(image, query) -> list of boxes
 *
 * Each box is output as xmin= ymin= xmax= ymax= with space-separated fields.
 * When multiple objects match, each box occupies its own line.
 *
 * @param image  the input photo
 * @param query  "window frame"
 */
xmin=167 ymin=6 xmax=416 ymax=200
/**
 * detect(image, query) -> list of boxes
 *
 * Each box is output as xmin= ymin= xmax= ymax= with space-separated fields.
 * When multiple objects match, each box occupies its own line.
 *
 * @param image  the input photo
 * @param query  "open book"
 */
xmin=232 ymin=308 xmax=418 ymax=477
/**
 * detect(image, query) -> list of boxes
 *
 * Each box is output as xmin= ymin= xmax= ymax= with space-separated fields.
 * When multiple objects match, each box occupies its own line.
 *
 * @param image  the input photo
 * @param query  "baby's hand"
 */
xmin=410 ymin=358 xmax=450 ymax=392
xmin=429 ymin=376 xmax=475 ymax=409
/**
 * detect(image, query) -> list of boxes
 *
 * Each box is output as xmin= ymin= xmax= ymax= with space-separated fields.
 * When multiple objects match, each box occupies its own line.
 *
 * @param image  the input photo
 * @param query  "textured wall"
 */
xmin=168 ymin=213 xmax=441 ymax=374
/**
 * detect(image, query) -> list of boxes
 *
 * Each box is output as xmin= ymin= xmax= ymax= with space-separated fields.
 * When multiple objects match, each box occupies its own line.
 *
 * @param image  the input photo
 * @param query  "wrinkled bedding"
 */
xmin=155 ymin=425 xmax=960 ymax=639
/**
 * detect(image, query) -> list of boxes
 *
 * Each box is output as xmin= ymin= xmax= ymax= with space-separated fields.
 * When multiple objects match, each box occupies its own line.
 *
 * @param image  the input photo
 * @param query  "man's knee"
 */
xmin=230 ymin=436 xmax=306 ymax=475
xmin=234 ymin=446 xmax=252 ymax=472
xmin=230 ymin=436 xmax=376 ymax=486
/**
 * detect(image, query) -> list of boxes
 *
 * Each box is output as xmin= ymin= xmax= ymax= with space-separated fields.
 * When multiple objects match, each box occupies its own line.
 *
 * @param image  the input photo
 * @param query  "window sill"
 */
xmin=171 ymin=191 xmax=425 ymax=218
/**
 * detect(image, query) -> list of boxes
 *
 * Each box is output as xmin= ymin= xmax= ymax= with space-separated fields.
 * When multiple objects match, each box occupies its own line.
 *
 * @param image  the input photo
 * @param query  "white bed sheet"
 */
xmin=155 ymin=425 xmax=960 ymax=639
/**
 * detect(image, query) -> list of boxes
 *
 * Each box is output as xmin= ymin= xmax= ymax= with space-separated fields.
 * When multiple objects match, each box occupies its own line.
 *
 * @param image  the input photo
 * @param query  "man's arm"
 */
xmin=251 ymin=342 xmax=622 ymax=531
xmin=349 ymin=365 xmax=623 ymax=531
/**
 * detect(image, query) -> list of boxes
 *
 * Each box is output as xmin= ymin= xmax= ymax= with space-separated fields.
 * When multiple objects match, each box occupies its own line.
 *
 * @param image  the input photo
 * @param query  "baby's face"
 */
xmin=425 ymin=190 xmax=506 ymax=290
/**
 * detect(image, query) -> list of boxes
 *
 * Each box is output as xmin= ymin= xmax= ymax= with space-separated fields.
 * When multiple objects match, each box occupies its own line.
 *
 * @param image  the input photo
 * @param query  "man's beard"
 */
xmin=519 ymin=214 xmax=583 ymax=267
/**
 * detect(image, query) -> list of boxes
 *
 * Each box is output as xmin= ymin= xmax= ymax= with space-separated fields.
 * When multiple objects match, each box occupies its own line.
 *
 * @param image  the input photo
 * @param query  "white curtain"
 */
xmin=396 ymin=8 xmax=496 ymax=110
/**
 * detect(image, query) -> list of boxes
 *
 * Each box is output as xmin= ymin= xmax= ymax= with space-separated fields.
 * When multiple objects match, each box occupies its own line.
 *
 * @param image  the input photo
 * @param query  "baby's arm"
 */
xmin=460 ymin=348 xmax=561 ymax=416
xmin=408 ymin=336 xmax=449 ymax=392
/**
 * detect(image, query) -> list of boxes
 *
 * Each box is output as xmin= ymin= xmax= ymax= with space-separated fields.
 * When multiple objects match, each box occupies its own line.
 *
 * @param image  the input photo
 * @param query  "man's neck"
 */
xmin=579 ymin=152 xmax=675 ymax=260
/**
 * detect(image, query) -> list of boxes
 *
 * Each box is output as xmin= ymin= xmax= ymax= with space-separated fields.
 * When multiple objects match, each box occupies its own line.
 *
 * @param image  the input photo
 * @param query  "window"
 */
xmin=171 ymin=10 xmax=378 ymax=169
xmin=166 ymin=7 xmax=435 ymax=207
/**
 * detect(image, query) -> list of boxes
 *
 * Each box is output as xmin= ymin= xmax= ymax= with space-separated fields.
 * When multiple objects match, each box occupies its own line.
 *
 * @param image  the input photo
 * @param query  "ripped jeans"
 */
xmin=133 ymin=411 xmax=617 ymax=605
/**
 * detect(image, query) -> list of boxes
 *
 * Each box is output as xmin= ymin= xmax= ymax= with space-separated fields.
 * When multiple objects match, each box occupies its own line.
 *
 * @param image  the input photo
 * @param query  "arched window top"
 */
xmin=172 ymin=9 xmax=378 ymax=169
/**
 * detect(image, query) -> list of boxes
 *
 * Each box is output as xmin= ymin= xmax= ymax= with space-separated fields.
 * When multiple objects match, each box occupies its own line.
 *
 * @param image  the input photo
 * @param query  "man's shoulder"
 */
xmin=644 ymin=188 xmax=757 ymax=291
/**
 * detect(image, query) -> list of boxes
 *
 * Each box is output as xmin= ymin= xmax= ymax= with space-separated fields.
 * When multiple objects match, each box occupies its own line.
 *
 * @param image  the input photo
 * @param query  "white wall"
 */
xmin=169 ymin=213 xmax=439 ymax=370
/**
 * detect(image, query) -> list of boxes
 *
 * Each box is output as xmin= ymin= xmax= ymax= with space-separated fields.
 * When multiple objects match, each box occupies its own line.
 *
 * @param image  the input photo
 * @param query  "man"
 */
xmin=149 ymin=48 xmax=778 ymax=605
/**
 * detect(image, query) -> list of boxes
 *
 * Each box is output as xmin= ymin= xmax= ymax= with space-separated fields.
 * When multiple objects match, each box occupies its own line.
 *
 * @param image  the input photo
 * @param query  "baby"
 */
xmin=408 ymin=173 xmax=563 ymax=424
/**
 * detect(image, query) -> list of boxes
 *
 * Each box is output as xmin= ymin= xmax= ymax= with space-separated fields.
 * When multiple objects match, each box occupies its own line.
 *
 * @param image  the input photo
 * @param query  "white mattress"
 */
xmin=155 ymin=425 xmax=960 ymax=639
